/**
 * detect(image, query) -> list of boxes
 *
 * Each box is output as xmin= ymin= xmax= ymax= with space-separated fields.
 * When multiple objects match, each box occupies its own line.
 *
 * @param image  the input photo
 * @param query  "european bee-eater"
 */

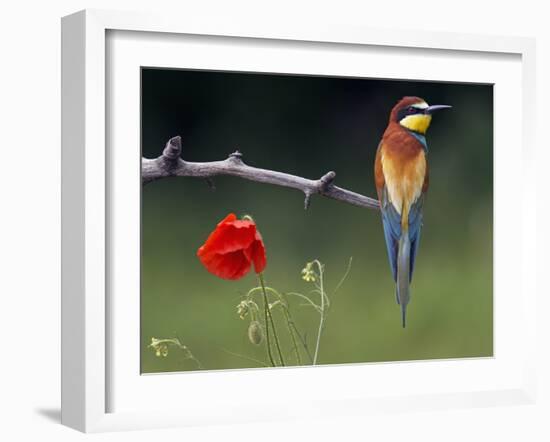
xmin=374 ymin=97 xmax=451 ymax=328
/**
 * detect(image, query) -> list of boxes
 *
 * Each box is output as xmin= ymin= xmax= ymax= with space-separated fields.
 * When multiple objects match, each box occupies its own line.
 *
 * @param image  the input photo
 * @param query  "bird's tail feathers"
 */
xmin=400 ymin=303 xmax=407 ymax=328
xmin=397 ymin=228 xmax=411 ymax=328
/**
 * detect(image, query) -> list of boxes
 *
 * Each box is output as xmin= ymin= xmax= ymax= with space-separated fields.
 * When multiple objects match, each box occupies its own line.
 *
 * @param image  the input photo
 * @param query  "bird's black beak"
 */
xmin=425 ymin=104 xmax=452 ymax=114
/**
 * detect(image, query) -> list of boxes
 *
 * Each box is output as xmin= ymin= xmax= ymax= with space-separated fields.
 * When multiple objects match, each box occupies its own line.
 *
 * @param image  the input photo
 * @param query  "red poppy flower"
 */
xmin=197 ymin=213 xmax=267 ymax=280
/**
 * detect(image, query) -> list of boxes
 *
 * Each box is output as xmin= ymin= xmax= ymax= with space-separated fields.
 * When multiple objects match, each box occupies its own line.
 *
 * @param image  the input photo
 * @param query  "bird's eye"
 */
xmin=408 ymin=107 xmax=416 ymax=113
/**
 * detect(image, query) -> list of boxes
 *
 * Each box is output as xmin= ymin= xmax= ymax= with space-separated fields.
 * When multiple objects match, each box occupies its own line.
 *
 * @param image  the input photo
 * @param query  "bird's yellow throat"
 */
xmin=399 ymin=114 xmax=432 ymax=134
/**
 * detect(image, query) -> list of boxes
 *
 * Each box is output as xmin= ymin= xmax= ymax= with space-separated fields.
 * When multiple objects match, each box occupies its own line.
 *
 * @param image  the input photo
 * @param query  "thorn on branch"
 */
xmin=304 ymin=172 xmax=336 ymax=210
xmin=228 ymin=150 xmax=244 ymax=164
xmin=163 ymin=136 xmax=182 ymax=160
xmin=304 ymin=192 xmax=312 ymax=210
xmin=319 ymin=171 xmax=336 ymax=192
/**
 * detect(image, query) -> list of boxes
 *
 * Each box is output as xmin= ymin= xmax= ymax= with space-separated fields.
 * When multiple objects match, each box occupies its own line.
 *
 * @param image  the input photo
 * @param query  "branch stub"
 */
xmin=163 ymin=136 xmax=182 ymax=160
xmin=319 ymin=171 xmax=336 ymax=192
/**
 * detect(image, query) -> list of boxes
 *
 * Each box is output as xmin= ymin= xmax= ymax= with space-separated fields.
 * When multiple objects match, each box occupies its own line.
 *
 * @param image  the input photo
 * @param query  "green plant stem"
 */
xmin=259 ymin=273 xmax=285 ymax=367
xmin=281 ymin=304 xmax=302 ymax=365
xmin=261 ymin=289 xmax=301 ymax=365
xmin=189 ymin=355 xmax=203 ymax=370
xmin=248 ymin=286 xmax=309 ymax=365
xmin=222 ymin=349 xmax=269 ymax=367
xmin=274 ymin=296 xmax=313 ymax=364
xmin=260 ymin=280 xmax=276 ymax=367
xmin=312 ymin=260 xmax=326 ymax=365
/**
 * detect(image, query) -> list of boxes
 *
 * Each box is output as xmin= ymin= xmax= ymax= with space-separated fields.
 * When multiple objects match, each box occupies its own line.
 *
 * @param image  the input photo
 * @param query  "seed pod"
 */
xmin=248 ymin=321 xmax=263 ymax=345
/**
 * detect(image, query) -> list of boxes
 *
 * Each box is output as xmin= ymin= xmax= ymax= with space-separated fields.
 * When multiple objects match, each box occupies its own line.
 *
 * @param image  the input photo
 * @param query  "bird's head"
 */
xmin=390 ymin=96 xmax=451 ymax=134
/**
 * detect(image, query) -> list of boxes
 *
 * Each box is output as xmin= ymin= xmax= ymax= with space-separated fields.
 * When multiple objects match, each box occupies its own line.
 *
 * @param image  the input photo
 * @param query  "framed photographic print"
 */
xmin=139 ymin=69 xmax=489 ymax=373
xmin=61 ymin=9 xmax=537 ymax=433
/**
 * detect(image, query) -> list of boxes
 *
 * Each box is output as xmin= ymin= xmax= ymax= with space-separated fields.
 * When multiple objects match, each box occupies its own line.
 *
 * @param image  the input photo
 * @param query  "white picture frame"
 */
xmin=61 ymin=9 xmax=537 ymax=433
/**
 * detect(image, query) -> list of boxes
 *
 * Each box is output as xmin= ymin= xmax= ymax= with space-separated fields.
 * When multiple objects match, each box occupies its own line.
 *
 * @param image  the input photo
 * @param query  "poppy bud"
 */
xmin=236 ymin=300 xmax=249 ymax=319
xmin=247 ymin=320 xmax=263 ymax=345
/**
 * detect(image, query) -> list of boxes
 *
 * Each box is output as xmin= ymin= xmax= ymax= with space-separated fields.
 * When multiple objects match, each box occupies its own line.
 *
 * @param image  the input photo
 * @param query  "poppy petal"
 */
xmin=251 ymin=232 xmax=267 ymax=274
xmin=199 ymin=249 xmax=251 ymax=280
xmin=197 ymin=221 xmax=256 ymax=257
xmin=218 ymin=213 xmax=237 ymax=225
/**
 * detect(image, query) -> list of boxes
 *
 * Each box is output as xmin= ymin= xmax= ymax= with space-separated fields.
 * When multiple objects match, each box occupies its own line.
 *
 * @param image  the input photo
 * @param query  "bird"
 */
xmin=374 ymin=97 xmax=451 ymax=328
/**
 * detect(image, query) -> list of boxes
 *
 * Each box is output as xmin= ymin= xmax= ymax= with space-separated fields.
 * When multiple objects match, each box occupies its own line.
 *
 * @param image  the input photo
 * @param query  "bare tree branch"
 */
xmin=142 ymin=136 xmax=380 ymax=211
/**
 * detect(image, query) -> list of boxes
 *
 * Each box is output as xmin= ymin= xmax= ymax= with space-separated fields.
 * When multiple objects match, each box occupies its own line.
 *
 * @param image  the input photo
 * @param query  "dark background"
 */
xmin=141 ymin=68 xmax=493 ymax=373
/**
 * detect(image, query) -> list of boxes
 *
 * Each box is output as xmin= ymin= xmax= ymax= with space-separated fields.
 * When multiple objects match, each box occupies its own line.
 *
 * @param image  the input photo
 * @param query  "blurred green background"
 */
xmin=141 ymin=68 xmax=493 ymax=373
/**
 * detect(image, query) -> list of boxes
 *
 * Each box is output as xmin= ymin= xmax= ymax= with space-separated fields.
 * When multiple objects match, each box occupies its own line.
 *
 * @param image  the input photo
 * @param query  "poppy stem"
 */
xmin=281 ymin=302 xmax=302 ymax=365
xmin=260 ymin=276 xmax=276 ymax=367
xmin=259 ymin=273 xmax=285 ymax=367
xmin=312 ymin=260 xmax=326 ymax=365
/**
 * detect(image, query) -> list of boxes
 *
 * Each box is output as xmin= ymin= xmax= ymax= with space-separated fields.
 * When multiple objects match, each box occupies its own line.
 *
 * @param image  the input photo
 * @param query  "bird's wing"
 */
xmin=376 ymin=142 xmax=400 ymax=282
xmin=380 ymin=189 xmax=424 ymax=282
xmin=380 ymin=185 xmax=401 ymax=282
xmin=407 ymin=195 xmax=424 ymax=280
